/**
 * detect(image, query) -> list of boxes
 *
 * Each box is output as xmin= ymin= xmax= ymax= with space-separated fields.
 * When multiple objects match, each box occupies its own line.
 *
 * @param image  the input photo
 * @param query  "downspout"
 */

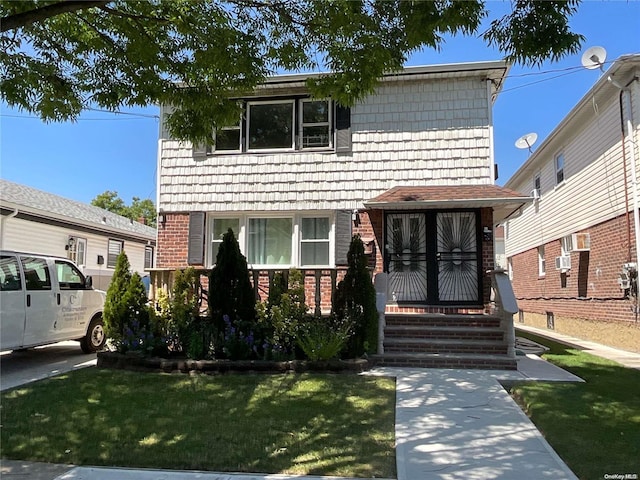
xmin=619 ymin=89 xmax=633 ymax=262
xmin=487 ymin=79 xmax=496 ymax=185
xmin=0 ymin=208 xmax=19 ymax=249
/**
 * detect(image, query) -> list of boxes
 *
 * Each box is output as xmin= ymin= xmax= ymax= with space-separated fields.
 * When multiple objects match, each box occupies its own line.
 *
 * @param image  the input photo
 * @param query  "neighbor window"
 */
xmin=210 ymin=218 xmax=240 ymax=263
xmin=555 ymin=152 xmax=565 ymax=184
xmin=533 ymin=173 xmax=541 ymax=197
xmin=247 ymin=217 xmax=293 ymax=265
xmin=247 ymin=101 xmax=295 ymax=150
xmin=301 ymin=99 xmax=331 ymax=148
xmin=144 ymin=246 xmax=154 ymax=269
xmin=107 ymin=239 xmax=124 ymax=268
xmin=300 ymin=217 xmax=330 ymax=266
xmin=561 ymin=235 xmax=572 ymax=256
xmin=68 ymin=237 xmax=86 ymax=266
xmin=538 ymin=246 xmax=546 ymax=276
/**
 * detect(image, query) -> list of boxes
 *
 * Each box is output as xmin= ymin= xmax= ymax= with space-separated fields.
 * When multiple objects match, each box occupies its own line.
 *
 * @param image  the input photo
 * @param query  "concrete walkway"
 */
xmin=516 ymin=324 xmax=640 ymax=370
xmin=5 ymin=329 xmax=640 ymax=480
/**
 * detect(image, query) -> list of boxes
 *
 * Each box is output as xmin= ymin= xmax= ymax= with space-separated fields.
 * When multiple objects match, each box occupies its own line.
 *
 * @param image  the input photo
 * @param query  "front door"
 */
xmin=385 ymin=211 xmax=481 ymax=304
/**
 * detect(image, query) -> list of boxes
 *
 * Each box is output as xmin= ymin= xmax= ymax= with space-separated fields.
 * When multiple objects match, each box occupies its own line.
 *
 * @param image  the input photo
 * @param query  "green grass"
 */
xmin=1 ymin=369 xmax=396 ymax=477
xmin=512 ymin=331 xmax=640 ymax=480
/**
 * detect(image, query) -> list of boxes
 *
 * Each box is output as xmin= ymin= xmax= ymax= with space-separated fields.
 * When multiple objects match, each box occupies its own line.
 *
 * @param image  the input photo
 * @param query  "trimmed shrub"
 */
xmin=332 ymin=235 xmax=378 ymax=357
xmin=103 ymin=251 xmax=132 ymax=345
xmin=171 ymin=267 xmax=212 ymax=359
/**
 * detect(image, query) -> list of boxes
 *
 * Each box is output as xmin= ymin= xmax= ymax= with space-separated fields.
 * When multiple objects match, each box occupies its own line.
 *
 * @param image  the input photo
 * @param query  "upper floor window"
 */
xmin=107 ymin=239 xmax=123 ymax=268
xmin=247 ymin=100 xmax=295 ymax=151
xmin=533 ymin=173 xmax=541 ymax=197
xmin=555 ymin=153 xmax=565 ymax=185
xmin=301 ymin=100 xmax=331 ymax=149
xmin=211 ymin=98 xmax=334 ymax=154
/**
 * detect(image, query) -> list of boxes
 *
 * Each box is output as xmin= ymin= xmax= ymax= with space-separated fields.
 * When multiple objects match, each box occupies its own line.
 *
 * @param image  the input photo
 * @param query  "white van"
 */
xmin=0 ymin=251 xmax=106 ymax=353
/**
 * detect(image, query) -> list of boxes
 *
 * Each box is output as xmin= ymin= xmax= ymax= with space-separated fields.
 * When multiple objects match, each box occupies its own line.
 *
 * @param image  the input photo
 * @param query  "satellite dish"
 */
xmin=581 ymin=46 xmax=607 ymax=71
xmin=515 ymin=132 xmax=538 ymax=153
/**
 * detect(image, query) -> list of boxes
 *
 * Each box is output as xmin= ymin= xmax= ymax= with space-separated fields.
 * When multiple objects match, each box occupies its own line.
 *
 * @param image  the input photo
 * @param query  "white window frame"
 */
xmin=206 ymin=213 xmax=335 ymax=268
xmin=561 ymin=235 xmax=572 ymax=256
xmin=555 ymin=152 xmax=565 ymax=185
xmin=299 ymin=99 xmax=332 ymax=150
xmin=299 ymin=215 xmax=332 ymax=267
xmin=207 ymin=216 xmax=243 ymax=267
xmin=538 ymin=245 xmax=546 ymax=277
xmin=507 ymin=257 xmax=513 ymax=280
xmin=214 ymin=125 xmax=242 ymax=153
xmin=246 ymin=100 xmax=295 ymax=152
xmin=144 ymin=246 xmax=154 ymax=269
xmin=107 ymin=239 xmax=124 ymax=269
xmin=533 ymin=172 xmax=541 ymax=197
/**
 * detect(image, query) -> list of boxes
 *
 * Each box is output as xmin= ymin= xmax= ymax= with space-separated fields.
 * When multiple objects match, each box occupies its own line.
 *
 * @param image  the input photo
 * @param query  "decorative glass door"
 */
xmin=436 ymin=211 xmax=479 ymax=303
xmin=386 ymin=213 xmax=428 ymax=302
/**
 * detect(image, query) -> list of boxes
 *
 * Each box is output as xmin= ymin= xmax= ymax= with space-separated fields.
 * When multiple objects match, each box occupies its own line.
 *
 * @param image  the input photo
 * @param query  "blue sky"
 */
xmin=1 ymin=1 xmax=639 ymax=206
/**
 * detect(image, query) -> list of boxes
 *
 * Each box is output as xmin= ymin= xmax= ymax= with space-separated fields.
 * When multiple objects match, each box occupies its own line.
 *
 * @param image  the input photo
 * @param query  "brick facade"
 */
xmin=155 ymin=207 xmax=496 ymax=314
xmin=510 ymin=213 xmax=640 ymax=352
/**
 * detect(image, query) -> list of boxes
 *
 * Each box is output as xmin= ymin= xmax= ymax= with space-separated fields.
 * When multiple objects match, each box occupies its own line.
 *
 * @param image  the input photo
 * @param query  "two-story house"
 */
xmin=504 ymin=54 xmax=640 ymax=353
xmin=154 ymin=61 xmax=531 ymax=368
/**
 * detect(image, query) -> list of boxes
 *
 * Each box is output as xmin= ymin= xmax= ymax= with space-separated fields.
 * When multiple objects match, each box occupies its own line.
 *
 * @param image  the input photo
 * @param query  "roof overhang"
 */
xmin=363 ymin=185 xmax=532 ymax=224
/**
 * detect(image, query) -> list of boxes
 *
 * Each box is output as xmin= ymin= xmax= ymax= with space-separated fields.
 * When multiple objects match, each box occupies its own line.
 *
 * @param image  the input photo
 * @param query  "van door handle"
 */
xmin=27 ymin=294 xmax=31 ymax=307
xmin=57 ymin=293 xmax=61 ymax=305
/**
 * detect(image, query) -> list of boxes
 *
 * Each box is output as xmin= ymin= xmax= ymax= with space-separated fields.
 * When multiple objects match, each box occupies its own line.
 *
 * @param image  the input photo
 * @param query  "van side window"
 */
xmin=21 ymin=257 xmax=52 ymax=291
xmin=0 ymin=255 xmax=22 ymax=291
xmin=55 ymin=261 xmax=86 ymax=290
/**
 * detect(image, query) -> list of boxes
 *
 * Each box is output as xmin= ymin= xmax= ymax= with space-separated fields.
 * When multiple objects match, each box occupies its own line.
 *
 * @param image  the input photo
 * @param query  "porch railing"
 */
xmin=147 ymin=267 xmax=347 ymax=316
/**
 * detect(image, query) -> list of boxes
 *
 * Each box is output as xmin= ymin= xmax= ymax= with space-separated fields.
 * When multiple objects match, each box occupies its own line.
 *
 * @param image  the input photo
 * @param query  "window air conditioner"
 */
xmin=530 ymin=189 xmax=540 ymax=200
xmin=571 ymin=233 xmax=591 ymax=251
xmin=555 ymin=255 xmax=571 ymax=270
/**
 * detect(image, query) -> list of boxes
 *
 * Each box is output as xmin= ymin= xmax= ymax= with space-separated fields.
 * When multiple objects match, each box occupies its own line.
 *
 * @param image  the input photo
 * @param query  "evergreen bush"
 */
xmin=208 ymin=229 xmax=257 ymax=358
xmin=170 ymin=267 xmax=211 ymax=359
xmin=103 ymin=251 xmax=133 ymax=346
xmin=332 ymin=235 xmax=378 ymax=357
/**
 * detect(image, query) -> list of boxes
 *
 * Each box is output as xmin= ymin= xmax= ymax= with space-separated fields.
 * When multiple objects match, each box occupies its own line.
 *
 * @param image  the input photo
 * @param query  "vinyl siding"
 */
xmin=158 ymin=77 xmax=494 ymax=213
xmin=506 ymin=85 xmax=640 ymax=256
xmin=1 ymin=217 xmax=150 ymax=290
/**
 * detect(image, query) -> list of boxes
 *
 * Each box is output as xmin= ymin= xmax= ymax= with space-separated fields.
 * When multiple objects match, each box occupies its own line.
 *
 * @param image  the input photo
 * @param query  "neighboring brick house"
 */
xmin=0 ymin=179 xmax=157 ymax=291
xmin=504 ymin=54 xmax=640 ymax=353
xmin=154 ymin=61 xmax=529 ymax=317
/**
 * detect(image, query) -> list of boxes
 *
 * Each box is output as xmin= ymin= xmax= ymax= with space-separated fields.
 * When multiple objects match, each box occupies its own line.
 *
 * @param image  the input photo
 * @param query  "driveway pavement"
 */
xmin=0 ymin=341 xmax=96 ymax=392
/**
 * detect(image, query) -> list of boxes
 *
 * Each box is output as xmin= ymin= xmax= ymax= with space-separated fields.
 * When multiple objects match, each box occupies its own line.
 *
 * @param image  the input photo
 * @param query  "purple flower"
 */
xmin=223 ymin=314 xmax=231 ymax=325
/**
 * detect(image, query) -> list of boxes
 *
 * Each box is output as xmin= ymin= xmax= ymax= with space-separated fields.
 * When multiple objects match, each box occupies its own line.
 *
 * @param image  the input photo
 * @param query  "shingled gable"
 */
xmin=364 ymin=185 xmax=532 ymax=223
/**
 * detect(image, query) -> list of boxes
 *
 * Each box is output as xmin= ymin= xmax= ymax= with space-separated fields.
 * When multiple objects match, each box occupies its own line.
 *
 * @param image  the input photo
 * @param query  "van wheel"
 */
xmin=81 ymin=316 xmax=106 ymax=353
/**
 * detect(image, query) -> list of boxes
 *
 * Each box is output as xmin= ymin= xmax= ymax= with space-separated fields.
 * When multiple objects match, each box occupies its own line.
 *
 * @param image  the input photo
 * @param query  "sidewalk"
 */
xmin=515 ymin=324 xmax=640 ymax=370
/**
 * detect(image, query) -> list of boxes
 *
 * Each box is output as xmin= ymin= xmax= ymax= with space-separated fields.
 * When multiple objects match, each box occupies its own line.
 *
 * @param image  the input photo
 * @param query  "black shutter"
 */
xmin=335 ymin=105 xmax=351 ymax=153
xmin=335 ymin=210 xmax=352 ymax=266
xmin=188 ymin=212 xmax=206 ymax=265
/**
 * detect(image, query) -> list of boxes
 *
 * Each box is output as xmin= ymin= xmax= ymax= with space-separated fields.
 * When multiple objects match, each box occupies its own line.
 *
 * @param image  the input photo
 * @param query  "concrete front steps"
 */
xmin=371 ymin=313 xmax=517 ymax=370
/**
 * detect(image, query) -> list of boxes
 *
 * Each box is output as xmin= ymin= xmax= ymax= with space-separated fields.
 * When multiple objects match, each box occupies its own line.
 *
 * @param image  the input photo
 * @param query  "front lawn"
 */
xmin=512 ymin=331 xmax=640 ymax=479
xmin=1 ymin=369 xmax=396 ymax=477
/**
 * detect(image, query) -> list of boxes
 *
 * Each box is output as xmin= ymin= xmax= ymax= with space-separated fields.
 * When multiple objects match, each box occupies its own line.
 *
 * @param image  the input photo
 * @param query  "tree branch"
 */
xmin=98 ymin=5 xmax=170 ymax=24
xmin=1 ymin=1 xmax=109 ymax=33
